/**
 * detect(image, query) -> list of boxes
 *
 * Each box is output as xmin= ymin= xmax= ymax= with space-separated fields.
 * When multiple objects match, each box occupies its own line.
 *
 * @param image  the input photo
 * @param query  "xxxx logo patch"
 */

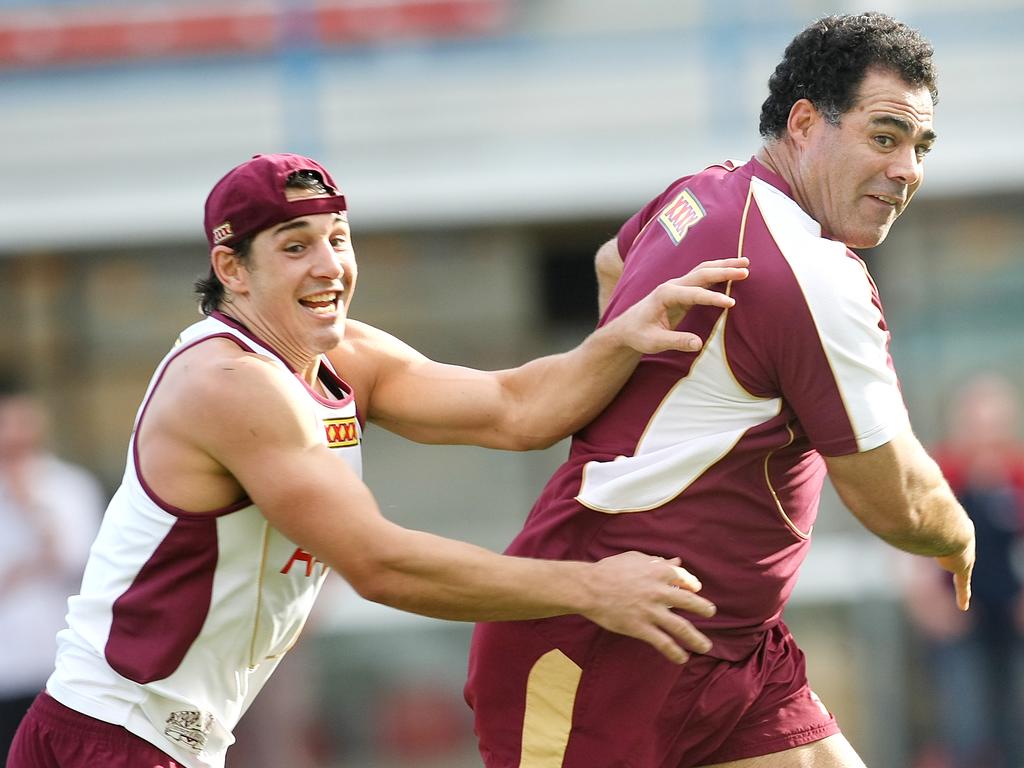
xmin=324 ymin=417 xmax=359 ymax=448
xmin=657 ymin=189 xmax=706 ymax=245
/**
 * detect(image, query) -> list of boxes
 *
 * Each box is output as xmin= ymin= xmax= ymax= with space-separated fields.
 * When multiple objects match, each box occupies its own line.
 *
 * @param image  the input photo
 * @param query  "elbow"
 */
xmin=507 ymin=431 xmax=561 ymax=451
xmin=339 ymin=549 xmax=405 ymax=607
xmin=494 ymin=414 xmax=564 ymax=451
xmin=350 ymin=575 xmax=397 ymax=606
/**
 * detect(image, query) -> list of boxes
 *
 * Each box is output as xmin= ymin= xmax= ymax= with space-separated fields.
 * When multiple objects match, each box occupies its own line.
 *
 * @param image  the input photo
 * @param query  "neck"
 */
xmin=214 ymin=306 xmax=322 ymax=386
xmin=756 ymin=142 xmax=812 ymax=219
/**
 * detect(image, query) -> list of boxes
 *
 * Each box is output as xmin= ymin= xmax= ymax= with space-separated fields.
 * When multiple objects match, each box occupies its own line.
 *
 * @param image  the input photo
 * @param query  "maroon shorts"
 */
xmin=7 ymin=692 xmax=180 ymax=768
xmin=465 ymin=618 xmax=839 ymax=768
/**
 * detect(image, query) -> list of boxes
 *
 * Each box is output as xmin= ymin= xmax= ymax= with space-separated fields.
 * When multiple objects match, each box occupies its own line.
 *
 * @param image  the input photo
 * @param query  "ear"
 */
xmin=211 ymin=245 xmax=250 ymax=297
xmin=785 ymin=98 xmax=820 ymax=149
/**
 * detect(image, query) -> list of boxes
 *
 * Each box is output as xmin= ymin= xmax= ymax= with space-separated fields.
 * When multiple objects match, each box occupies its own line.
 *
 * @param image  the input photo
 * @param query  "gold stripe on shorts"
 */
xmin=519 ymin=649 xmax=583 ymax=768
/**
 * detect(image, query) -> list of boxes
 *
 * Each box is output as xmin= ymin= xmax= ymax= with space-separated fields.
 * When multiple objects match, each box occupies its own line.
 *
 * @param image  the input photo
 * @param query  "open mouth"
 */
xmin=869 ymin=194 xmax=903 ymax=211
xmin=298 ymin=290 xmax=340 ymax=315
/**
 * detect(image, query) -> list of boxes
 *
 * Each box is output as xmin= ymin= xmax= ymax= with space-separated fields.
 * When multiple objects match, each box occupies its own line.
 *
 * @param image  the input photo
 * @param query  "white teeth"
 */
xmin=299 ymin=290 xmax=339 ymax=315
xmin=303 ymin=291 xmax=338 ymax=302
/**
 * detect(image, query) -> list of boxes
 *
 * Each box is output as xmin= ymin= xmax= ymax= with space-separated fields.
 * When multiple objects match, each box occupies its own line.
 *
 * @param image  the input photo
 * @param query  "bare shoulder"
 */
xmin=329 ymin=320 xmax=427 ymax=382
xmin=156 ymin=338 xmax=313 ymax=449
xmin=335 ymin=319 xmax=418 ymax=356
xmin=136 ymin=338 xmax=320 ymax=511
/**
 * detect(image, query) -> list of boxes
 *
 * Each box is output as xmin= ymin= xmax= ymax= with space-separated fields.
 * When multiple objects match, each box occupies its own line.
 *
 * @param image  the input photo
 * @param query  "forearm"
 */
xmin=467 ymin=235 xmax=635 ymax=445
xmin=872 ymin=464 xmax=974 ymax=557
xmin=346 ymin=524 xmax=596 ymax=621
xmin=494 ymin=323 xmax=640 ymax=448
xmin=874 ymin=501 xmax=973 ymax=557
xmin=829 ymin=434 xmax=975 ymax=557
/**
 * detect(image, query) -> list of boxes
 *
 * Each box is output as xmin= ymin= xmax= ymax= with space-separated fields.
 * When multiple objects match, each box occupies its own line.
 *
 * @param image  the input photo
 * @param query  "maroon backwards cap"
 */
xmin=203 ymin=153 xmax=347 ymax=248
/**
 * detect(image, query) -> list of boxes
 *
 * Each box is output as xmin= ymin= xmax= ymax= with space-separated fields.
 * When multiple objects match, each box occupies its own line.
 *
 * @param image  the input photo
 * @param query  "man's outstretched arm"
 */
xmin=336 ymin=257 xmax=748 ymax=449
xmin=194 ymin=358 xmax=716 ymax=665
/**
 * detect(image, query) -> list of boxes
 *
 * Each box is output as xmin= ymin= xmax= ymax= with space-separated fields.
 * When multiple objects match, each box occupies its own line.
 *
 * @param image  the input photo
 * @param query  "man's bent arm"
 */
xmin=825 ymin=427 xmax=975 ymax=609
xmin=343 ymin=258 xmax=747 ymax=450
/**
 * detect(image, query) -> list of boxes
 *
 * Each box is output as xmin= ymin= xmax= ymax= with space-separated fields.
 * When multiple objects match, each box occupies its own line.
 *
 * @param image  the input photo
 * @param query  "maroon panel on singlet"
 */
xmin=105 ymin=516 xmax=218 ymax=684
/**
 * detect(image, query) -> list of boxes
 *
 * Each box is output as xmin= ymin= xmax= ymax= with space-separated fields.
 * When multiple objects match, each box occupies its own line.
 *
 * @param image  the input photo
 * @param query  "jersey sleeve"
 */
xmin=735 ymin=179 xmax=909 ymax=457
xmin=781 ymin=254 xmax=908 ymax=456
xmin=615 ymin=178 xmax=692 ymax=261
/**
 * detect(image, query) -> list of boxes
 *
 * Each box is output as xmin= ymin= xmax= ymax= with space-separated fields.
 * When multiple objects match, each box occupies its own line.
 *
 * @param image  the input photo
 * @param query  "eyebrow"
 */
xmin=271 ymin=213 xmax=348 ymax=237
xmin=870 ymin=114 xmax=937 ymax=143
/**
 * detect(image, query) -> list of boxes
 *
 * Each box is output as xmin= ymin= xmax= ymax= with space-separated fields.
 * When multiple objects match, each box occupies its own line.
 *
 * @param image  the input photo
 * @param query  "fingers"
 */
xmin=638 ymin=627 xmax=691 ymax=665
xmin=935 ymin=543 xmax=974 ymax=612
xmin=953 ymin=569 xmax=972 ymax=611
xmin=661 ymin=284 xmax=739 ymax=309
xmin=669 ymin=565 xmax=702 ymax=592
xmin=592 ymin=552 xmax=717 ymax=664
xmin=665 ymin=585 xmax=716 ymax=619
xmin=659 ymin=609 xmax=714 ymax=656
xmin=672 ymin=258 xmax=750 ymax=288
xmin=633 ymin=609 xmax=714 ymax=665
xmin=650 ymin=557 xmax=699 ymax=590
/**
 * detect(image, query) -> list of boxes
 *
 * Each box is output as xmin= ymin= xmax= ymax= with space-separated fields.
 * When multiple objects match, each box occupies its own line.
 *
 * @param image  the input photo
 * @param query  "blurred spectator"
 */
xmin=906 ymin=372 xmax=1024 ymax=768
xmin=0 ymin=376 xmax=104 ymax=762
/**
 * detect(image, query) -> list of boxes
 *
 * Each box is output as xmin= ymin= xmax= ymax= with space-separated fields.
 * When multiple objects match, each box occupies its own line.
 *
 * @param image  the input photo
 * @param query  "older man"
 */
xmin=466 ymin=13 xmax=975 ymax=768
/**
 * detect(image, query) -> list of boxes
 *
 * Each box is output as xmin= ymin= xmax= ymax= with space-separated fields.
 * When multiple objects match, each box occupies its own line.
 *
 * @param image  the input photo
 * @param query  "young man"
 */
xmin=7 ymin=153 xmax=748 ymax=768
xmin=466 ymin=13 xmax=976 ymax=768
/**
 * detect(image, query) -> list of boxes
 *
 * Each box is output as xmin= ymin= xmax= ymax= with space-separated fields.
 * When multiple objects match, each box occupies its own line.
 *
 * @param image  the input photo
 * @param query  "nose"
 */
xmin=887 ymin=144 xmax=923 ymax=188
xmin=310 ymin=239 xmax=344 ymax=281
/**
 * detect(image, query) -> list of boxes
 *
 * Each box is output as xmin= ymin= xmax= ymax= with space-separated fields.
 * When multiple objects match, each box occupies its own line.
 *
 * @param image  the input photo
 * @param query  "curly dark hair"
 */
xmin=194 ymin=169 xmax=332 ymax=315
xmin=759 ymin=12 xmax=938 ymax=140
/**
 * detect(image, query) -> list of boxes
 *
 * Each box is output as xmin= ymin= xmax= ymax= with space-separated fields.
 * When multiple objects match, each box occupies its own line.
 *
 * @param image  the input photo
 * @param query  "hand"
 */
xmin=904 ymin=558 xmax=972 ymax=641
xmin=610 ymin=258 xmax=749 ymax=355
xmin=581 ymin=551 xmax=716 ymax=664
xmin=934 ymin=535 xmax=975 ymax=612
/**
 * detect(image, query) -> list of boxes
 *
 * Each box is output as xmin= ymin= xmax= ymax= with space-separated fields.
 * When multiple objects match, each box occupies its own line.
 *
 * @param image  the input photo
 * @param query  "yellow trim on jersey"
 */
xmin=248 ymin=521 xmax=272 ymax=669
xmin=764 ymin=423 xmax=812 ymax=539
xmin=737 ymin=182 xmax=806 ymax=536
xmin=519 ymin=649 xmax=582 ymax=768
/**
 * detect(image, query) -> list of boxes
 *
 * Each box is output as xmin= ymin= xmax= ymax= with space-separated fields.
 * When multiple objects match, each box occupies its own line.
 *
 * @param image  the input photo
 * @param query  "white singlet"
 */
xmin=46 ymin=312 xmax=362 ymax=768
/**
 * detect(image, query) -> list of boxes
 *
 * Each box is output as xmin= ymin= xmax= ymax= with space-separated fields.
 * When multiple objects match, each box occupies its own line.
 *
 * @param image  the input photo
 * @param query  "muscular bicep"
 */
xmin=194 ymin=358 xmax=408 ymax=585
xmin=370 ymin=356 xmax=517 ymax=447
xmin=336 ymin=321 xmax=523 ymax=448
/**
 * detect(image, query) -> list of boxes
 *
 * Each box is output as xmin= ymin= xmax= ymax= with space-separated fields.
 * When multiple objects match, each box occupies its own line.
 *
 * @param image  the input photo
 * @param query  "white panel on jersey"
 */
xmin=576 ymin=316 xmax=782 ymax=513
xmin=751 ymin=178 xmax=908 ymax=452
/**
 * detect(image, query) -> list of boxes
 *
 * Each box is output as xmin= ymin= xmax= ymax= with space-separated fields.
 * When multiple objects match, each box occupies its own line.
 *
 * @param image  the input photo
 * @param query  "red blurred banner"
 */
xmin=0 ymin=0 xmax=509 ymax=69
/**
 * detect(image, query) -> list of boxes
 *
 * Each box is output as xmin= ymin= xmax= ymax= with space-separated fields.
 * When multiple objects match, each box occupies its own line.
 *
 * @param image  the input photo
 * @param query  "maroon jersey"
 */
xmin=466 ymin=157 xmax=907 ymax=767
xmin=504 ymin=156 xmax=907 ymax=658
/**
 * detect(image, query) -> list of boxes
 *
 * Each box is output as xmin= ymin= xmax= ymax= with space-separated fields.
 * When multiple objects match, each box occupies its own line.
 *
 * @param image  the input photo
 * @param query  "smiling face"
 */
xmin=213 ymin=207 xmax=356 ymax=373
xmin=794 ymin=68 xmax=936 ymax=248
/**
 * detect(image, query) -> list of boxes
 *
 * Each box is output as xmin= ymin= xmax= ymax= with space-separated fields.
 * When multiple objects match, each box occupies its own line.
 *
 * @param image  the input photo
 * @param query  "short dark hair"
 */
xmin=194 ymin=169 xmax=333 ymax=316
xmin=758 ymin=12 xmax=938 ymax=140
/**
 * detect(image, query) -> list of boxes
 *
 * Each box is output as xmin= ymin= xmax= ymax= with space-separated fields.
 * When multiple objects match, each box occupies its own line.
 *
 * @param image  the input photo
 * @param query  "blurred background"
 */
xmin=1 ymin=0 xmax=1023 ymax=766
